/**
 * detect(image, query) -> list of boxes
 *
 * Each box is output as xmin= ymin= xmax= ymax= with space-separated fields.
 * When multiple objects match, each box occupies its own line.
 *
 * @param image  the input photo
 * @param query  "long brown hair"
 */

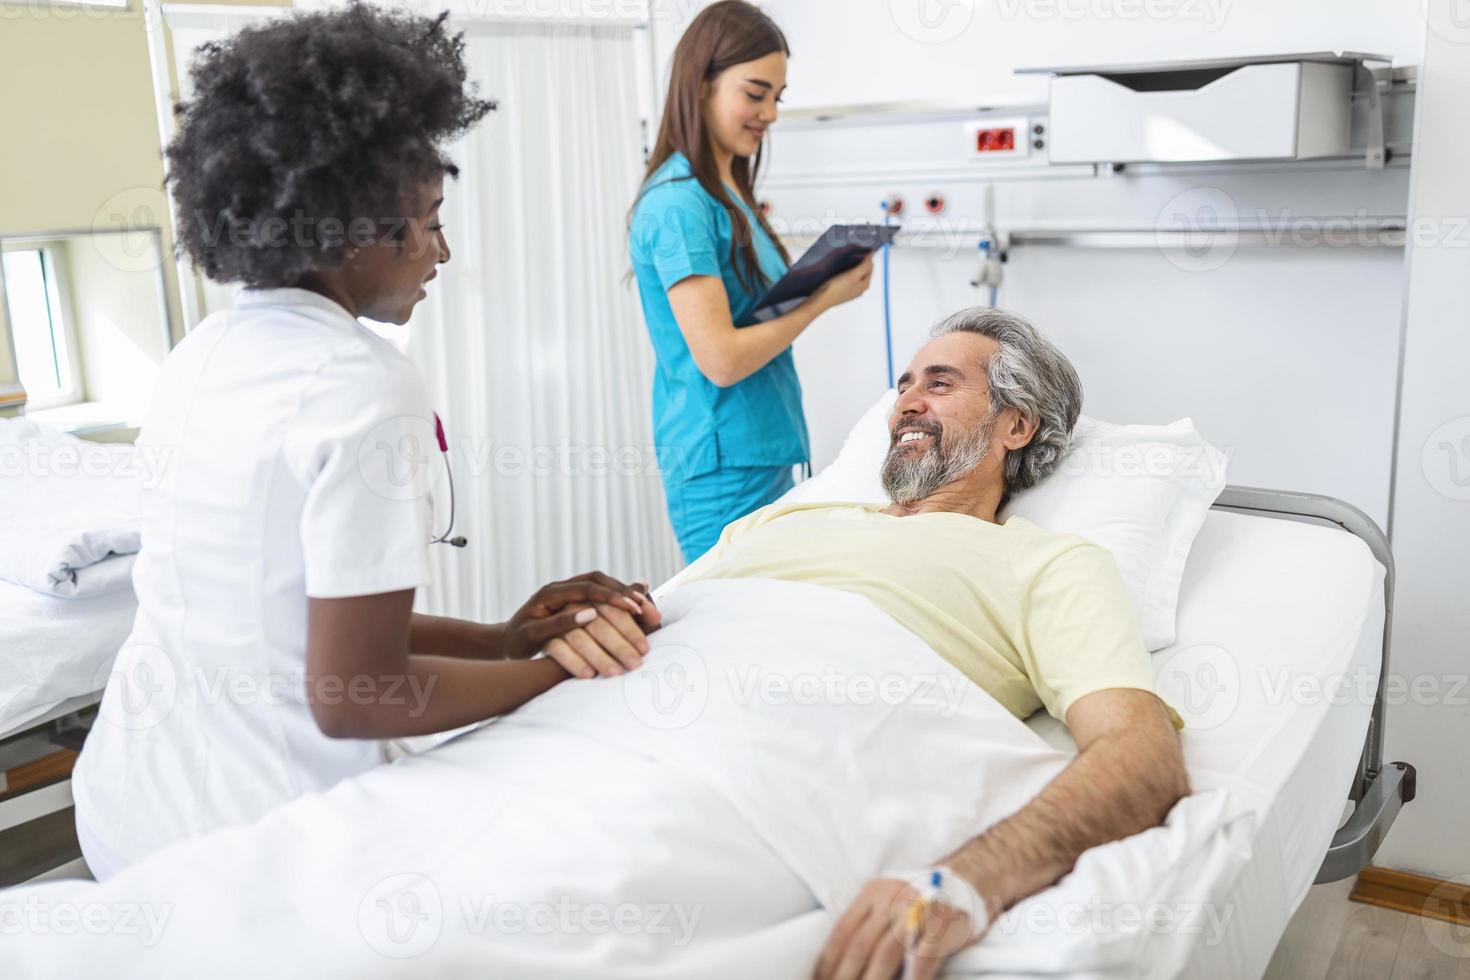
xmin=633 ymin=0 xmax=792 ymax=294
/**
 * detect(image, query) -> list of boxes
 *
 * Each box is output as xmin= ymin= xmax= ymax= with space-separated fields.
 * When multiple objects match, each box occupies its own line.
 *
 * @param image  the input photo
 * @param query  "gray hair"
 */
xmin=931 ymin=307 xmax=1083 ymax=496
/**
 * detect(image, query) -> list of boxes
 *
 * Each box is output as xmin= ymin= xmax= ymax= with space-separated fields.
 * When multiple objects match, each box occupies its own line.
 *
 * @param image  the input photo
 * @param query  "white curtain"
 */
xmin=407 ymin=22 xmax=682 ymax=621
xmin=162 ymin=10 xmax=680 ymax=620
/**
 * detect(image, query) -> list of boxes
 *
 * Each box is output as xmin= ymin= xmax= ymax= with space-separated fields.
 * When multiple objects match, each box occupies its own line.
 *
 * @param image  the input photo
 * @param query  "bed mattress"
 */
xmin=1012 ymin=508 xmax=1385 ymax=979
xmin=0 ymin=581 xmax=136 ymax=739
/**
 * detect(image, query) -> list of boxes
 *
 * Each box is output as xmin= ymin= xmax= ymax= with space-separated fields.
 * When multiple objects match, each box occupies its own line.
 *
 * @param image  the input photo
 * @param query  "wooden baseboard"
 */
xmin=1351 ymin=866 xmax=1470 ymax=926
xmin=1 ymin=749 xmax=78 ymax=799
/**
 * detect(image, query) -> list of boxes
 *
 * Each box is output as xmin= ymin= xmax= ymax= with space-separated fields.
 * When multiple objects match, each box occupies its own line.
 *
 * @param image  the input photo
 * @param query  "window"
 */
xmin=2 ymin=247 xmax=82 ymax=409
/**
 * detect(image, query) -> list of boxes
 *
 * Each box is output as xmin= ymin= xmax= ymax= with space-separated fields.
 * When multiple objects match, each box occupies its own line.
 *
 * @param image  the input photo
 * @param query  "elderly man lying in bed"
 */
xmin=653 ymin=306 xmax=1190 ymax=980
xmin=1 ymin=308 xmax=1189 ymax=980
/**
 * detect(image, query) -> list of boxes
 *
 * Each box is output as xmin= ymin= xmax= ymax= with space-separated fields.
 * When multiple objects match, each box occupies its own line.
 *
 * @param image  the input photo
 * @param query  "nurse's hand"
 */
xmin=809 ymin=253 xmax=875 ymax=312
xmin=500 ymin=573 xmax=660 ymax=675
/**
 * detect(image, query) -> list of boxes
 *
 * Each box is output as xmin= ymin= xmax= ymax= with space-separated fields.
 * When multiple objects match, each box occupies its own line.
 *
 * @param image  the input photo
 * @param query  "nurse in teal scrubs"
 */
xmin=629 ymin=1 xmax=874 ymax=562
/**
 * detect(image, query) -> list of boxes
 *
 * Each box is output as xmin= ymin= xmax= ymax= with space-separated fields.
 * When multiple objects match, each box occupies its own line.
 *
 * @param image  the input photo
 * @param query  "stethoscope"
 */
xmin=429 ymin=412 xmax=468 ymax=549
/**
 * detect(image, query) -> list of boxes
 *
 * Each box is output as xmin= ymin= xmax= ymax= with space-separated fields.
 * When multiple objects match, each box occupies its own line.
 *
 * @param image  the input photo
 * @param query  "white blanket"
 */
xmin=0 ymin=579 xmax=1251 ymax=978
xmin=0 ymin=419 xmax=144 ymax=598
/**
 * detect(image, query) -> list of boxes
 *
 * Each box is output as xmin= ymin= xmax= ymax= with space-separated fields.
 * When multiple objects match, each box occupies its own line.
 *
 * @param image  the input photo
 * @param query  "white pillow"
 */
xmin=779 ymin=390 xmax=1229 ymax=650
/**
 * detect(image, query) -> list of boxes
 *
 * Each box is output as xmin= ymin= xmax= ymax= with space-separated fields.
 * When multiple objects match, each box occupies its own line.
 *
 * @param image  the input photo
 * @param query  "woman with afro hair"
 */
xmin=72 ymin=2 xmax=659 ymax=879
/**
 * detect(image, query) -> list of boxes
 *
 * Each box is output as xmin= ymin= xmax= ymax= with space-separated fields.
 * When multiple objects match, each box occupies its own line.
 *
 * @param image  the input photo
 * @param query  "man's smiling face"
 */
xmin=881 ymin=332 xmax=1001 ymax=506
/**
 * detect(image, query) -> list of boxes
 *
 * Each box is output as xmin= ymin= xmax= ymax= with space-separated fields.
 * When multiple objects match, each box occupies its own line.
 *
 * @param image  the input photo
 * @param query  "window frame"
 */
xmin=0 ymin=243 xmax=86 ymax=411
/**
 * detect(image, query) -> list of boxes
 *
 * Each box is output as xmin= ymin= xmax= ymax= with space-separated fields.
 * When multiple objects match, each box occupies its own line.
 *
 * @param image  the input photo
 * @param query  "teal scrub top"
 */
xmin=629 ymin=153 xmax=810 ymax=480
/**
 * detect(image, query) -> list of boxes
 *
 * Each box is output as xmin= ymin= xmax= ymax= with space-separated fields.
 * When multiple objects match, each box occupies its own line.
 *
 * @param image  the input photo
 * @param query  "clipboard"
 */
xmin=751 ymin=223 xmax=899 ymax=322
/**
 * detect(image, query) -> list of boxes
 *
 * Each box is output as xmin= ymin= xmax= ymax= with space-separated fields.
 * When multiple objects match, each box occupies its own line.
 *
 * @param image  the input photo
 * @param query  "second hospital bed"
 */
xmin=0 ymin=582 xmax=136 ymax=884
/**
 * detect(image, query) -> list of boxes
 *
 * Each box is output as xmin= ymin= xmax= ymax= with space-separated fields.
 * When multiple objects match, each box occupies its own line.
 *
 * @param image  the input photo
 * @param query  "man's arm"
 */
xmin=942 ymin=687 xmax=1189 ymax=915
xmin=814 ymin=687 xmax=1189 ymax=980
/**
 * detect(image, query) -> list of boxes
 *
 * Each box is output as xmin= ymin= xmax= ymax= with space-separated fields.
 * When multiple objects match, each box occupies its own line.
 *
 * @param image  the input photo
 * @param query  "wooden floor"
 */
xmin=0 ymin=806 xmax=82 ymax=888
xmin=1264 ymin=877 xmax=1470 ymax=980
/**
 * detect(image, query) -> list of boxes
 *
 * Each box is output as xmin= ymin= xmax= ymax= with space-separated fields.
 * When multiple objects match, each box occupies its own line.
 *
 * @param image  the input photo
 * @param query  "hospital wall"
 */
xmin=60 ymin=233 xmax=171 ymax=416
xmin=0 ymin=0 xmax=293 ymax=406
xmin=649 ymin=1 xmax=1426 ymax=115
xmin=726 ymin=3 xmax=1427 ymax=523
xmin=1383 ymin=0 xmax=1470 ymax=886
xmin=0 ymin=4 xmax=181 ymax=380
xmin=776 ymin=168 xmax=1409 ymax=525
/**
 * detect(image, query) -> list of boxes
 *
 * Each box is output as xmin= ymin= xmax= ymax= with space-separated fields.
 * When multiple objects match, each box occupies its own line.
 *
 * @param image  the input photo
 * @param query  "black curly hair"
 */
xmin=166 ymin=3 xmax=495 ymax=287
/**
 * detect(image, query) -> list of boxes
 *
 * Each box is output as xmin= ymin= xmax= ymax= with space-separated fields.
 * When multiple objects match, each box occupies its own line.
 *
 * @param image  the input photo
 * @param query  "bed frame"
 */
xmin=0 ymin=694 xmax=101 ymax=885
xmin=1211 ymin=486 xmax=1416 ymax=884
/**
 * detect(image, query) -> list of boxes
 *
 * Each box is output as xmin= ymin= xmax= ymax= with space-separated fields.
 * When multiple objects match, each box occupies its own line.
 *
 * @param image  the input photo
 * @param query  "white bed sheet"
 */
xmin=0 ymin=581 xmax=136 ymax=739
xmin=1009 ymin=508 xmax=1384 ymax=979
xmin=0 ymin=508 xmax=1385 ymax=980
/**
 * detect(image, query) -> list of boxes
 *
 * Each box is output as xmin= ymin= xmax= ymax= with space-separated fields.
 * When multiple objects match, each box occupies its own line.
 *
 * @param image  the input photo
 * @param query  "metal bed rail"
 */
xmin=1210 ymin=485 xmax=1416 ymax=883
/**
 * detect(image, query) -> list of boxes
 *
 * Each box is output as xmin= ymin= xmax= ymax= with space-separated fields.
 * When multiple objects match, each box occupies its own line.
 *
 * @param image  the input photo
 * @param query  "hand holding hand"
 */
xmin=501 ymin=572 xmax=660 ymax=672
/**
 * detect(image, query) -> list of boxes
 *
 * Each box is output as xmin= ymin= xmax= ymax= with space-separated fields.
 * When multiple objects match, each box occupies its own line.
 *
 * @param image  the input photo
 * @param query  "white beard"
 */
xmin=880 ymin=415 xmax=994 ymax=506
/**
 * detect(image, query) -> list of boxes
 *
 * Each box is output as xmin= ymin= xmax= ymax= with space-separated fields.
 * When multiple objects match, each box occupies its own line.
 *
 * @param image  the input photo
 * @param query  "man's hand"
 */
xmin=938 ymin=689 xmax=1187 ymax=947
xmin=815 ymin=688 xmax=1187 ymax=980
xmin=500 ymin=572 xmax=662 ymax=674
xmin=815 ymin=877 xmax=980 ymax=980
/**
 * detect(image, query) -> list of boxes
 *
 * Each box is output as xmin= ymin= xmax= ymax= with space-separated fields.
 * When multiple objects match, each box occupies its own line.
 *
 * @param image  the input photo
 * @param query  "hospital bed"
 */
xmin=0 ymin=481 xmax=1414 ymax=978
xmin=1205 ymin=486 xmax=1413 ymax=884
xmin=1011 ymin=485 xmax=1413 ymax=978
xmin=0 ymin=416 xmax=144 ymax=883
xmin=0 ymin=581 xmax=136 ymax=885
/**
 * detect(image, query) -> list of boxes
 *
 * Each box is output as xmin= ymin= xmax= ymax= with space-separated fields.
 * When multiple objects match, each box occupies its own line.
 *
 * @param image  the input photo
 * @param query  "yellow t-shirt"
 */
xmin=685 ymin=501 xmax=1184 ymax=731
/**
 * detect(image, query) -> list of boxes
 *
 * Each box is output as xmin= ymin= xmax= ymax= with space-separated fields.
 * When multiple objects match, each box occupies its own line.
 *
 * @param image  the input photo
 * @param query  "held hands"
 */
xmin=500 ymin=572 xmax=662 ymax=678
xmin=810 ymin=253 xmax=876 ymax=312
xmin=815 ymin=876 xmax=985 ymax=980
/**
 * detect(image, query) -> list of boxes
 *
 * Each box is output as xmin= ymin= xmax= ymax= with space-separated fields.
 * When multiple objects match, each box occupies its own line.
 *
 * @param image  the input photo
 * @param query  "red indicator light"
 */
xmin=976 ymin=127 xmax=1016 ymax=152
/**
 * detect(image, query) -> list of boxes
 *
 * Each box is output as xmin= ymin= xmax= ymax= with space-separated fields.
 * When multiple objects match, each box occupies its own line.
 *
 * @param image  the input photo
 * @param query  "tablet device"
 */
xmin=751 ymin=223 xmax=899 ymax=322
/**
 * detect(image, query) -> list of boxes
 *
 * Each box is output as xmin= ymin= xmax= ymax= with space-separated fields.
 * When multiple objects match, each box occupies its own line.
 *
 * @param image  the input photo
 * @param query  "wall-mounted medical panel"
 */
xmin=760 ymin=75 xmax=1415 ymax=528
xmin=1029 ymin=54 xmax=1377 ymax=165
